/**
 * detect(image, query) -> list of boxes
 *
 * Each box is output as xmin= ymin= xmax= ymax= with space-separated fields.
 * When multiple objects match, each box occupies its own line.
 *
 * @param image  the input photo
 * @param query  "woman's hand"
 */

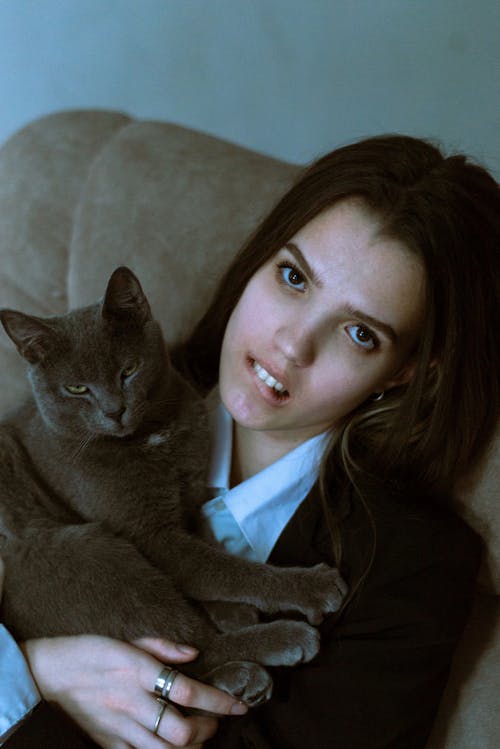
xmin=21 ymin=634 xmax=248 ymax=749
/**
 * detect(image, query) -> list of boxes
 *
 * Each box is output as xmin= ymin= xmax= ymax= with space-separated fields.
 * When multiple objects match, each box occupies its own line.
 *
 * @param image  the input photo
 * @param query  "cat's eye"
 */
xmin=65 ymin=384 xmax=88 ymax=395
xmin=122 ymin=363 xmax=138 ymax=378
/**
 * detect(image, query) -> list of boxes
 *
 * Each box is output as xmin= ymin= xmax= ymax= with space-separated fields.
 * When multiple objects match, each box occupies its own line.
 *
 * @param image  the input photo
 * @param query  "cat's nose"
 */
xmin=104 ymin=407 xmax=126 ymax=423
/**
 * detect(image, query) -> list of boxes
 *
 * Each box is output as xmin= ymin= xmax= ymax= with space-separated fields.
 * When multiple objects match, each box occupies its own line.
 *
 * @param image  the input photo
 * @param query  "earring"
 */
xmin=371 ymin=391 xmax=385 ymax=401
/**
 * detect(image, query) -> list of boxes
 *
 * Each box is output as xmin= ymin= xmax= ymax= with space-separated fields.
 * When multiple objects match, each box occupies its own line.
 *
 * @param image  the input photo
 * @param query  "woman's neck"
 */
xmin=230 ymin=422 xmax=310 ymax=486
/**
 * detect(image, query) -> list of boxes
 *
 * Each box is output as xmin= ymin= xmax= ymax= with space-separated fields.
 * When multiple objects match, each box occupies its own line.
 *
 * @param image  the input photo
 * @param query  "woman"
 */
xmin=2 ymin=134 xmax=499 ymax=749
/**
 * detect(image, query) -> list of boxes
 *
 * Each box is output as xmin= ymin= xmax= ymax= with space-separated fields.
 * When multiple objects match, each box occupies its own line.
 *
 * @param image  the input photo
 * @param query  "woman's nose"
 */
xmin=274 ymin=325 xmax=315 ymax=367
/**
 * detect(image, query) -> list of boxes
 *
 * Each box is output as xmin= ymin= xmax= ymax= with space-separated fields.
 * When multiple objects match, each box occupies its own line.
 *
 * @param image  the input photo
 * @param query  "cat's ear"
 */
xmin=102 ymin=267 xmax=151 ymax=326
xmin=0 ymin=309 xmax=56 ymax=364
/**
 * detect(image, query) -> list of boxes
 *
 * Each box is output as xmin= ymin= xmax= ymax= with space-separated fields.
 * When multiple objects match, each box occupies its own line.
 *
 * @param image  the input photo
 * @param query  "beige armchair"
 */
xmin=0 ymin=110 xmax=498 ymax=747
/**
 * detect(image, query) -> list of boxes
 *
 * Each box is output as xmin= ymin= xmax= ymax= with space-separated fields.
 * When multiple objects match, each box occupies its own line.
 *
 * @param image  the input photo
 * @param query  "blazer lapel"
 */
xmin=268 ymin=485 xmax=333 ymax=567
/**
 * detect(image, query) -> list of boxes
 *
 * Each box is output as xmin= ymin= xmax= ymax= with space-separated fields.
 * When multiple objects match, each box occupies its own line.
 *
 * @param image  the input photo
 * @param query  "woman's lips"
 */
xmin=247 ymin=356 xmax=290 ymax=403
xmin=252 ymin=360 xmax=287 ymax=393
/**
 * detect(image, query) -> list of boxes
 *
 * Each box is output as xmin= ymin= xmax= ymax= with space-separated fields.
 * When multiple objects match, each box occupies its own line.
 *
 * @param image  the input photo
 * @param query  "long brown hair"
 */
xmin=176 ymin=134 xmax=500 ymax=565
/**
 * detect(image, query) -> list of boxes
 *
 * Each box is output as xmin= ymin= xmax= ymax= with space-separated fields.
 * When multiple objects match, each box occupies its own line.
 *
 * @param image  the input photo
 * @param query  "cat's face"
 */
xmin=0 ymin=267 xmax=169 ymax=439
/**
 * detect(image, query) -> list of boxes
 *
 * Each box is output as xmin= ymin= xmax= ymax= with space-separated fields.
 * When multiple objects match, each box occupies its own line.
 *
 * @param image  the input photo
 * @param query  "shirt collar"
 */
xmin=205 ymin=395 xmax=331 ymax=561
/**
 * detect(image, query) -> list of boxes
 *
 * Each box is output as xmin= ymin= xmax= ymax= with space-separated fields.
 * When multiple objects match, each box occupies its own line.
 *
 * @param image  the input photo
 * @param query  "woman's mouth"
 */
xmin=249 ymin=358 xmax=290 ymax=400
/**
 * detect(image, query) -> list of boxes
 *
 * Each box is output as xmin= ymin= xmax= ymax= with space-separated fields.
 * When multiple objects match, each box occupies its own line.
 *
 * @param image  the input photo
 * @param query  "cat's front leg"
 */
xmin=187 ymin=618 xmax=322 ymax=705
xmin=144 ymin=529 xmax=347 ymax=625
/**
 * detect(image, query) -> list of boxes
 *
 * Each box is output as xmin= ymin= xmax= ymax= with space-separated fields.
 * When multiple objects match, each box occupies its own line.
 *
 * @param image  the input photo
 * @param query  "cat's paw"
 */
xmin=204 ymin=661 xmax=273 ymax=707
xmin=255 ymin=620 xmax=321 ymax=666
xmin=286 ymin=563 xmax=348 ymax=625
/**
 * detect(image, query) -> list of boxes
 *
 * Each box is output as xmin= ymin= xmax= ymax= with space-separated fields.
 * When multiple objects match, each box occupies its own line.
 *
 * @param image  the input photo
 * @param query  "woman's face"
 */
xmin=219 ymin=199 xmax=425 ymax=445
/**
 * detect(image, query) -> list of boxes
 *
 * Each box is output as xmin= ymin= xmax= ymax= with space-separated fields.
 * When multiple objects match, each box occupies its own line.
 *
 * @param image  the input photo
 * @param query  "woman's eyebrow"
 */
xmin=340 ymin=304 xmax=398 ymax=344
xmin=283 ymin=242 xmax=397 ymax=344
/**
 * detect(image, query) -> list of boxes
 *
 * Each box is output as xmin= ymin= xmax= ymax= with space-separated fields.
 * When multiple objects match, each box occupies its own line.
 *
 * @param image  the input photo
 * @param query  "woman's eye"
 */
xmin=277 ymin=262 xmax=306 ymax=291
xmin=122 ymin=363 xmax=138 ymax=378
xmin=65 ymin=384 xmax=88 ymax=395
xmin=346 ymin=324 xmax=378 ymax=350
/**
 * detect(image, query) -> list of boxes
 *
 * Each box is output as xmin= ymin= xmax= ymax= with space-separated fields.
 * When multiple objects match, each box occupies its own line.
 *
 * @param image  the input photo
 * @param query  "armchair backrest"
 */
xmin=0 ymin=110 xmax=497 ymax=596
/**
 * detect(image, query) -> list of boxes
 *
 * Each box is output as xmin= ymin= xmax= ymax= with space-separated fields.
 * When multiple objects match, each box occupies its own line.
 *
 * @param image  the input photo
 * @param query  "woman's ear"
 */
xmin=380 ymin=360 xmax=418 ymax=391
xmin=381 ymin=356 xmax=438 ymax=392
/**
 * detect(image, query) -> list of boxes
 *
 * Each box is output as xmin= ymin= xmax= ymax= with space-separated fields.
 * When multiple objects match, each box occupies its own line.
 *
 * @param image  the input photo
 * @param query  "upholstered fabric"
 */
xmin=0 ymin=110 xmax=498 ymax=747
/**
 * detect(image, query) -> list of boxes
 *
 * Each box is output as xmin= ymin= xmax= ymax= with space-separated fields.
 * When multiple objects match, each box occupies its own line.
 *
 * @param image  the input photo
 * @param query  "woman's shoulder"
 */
xmin=365 ymin=478 xmax=481 ymax=565
xmin=331 ymin=477 xmax=482 ymax=640
xmin=344 ymin=476 xmax=481 ymax=576
xmin=277 ymin=475 xmax=481 ymax=579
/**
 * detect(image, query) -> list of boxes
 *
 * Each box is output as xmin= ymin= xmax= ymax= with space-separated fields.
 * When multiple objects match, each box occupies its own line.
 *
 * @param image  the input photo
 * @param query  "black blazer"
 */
xmin=5 ymin=481 xmax=480 ymax=749
xmin=209 ymin=481 xmax=481 ymax=749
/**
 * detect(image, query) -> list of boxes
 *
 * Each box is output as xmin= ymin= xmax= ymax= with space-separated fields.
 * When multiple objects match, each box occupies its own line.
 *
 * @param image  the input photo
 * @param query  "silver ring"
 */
xmin=153 ymin=697 xmax=168 ymax=735
xmin=154 ymin=667 xmax=179 ymax=701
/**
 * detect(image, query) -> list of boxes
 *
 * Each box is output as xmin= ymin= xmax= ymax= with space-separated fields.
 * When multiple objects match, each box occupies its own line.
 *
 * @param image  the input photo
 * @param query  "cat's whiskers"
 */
xmin=70 ymin=430 xmax=96 ymax=461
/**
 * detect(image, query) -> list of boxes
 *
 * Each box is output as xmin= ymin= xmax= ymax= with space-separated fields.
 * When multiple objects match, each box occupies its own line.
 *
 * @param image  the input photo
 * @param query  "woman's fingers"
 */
xmin=23 ymin=635 xmax=240 ymax=748
xmin=104 ymin=696 xmax=215 ymax=749
xmin=107 ymin=711 xmax=181 ymax=749
xmin=92 ymin=711 xmax=170 ymax=749
xmin=125 ymin=689 xmax=217 ymax=749
xmin=168 ymin=673 xmax=247 ymax=716
xmin=133 ymin=639 xmax=248 ymax=717
xmin=134 ymin=657 xmax=247 ymax=717
xmin=133 ymin=638 xmax=199 ymax=664
xmin=154 ymin=701 xmax=218 ymax=746
xmin=99 ymin=740 xmax=133 ymax=749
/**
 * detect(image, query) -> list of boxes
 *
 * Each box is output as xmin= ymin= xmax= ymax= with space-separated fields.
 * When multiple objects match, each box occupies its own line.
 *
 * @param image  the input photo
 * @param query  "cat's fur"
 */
xmin=0 ymin=267 xmax=345 ymax=703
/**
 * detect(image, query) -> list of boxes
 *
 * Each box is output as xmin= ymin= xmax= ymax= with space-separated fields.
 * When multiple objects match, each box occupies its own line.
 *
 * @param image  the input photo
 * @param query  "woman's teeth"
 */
xmin=252 ymin=361 xmax=287 ymax=393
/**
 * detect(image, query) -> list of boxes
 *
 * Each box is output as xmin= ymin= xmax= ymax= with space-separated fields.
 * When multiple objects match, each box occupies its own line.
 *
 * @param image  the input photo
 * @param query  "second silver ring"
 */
xmin=153 ymin=698 xmax=168 ymax=735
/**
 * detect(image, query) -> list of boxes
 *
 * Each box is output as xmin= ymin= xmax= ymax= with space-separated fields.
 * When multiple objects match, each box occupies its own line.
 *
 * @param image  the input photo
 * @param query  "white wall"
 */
xmin=0 ymin=0 xmax=498 ymax=173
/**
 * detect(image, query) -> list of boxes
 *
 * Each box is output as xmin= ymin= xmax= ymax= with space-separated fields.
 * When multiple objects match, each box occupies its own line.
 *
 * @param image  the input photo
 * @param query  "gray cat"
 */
xmin=0 ymin=266 xmax=345 ymax=704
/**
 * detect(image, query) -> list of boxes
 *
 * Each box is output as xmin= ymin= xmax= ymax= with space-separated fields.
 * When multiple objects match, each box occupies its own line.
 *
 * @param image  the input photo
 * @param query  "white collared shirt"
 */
xmin=0 ymin=625 xmax=40 ymax=745
xmin=200 ymin=399 xmax=330 ymax=562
